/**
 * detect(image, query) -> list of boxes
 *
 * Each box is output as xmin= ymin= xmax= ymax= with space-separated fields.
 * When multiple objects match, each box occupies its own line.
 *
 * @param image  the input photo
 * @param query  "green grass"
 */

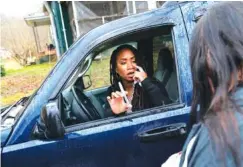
xmin=1 ymin=91 xmax=33 ymax=106
xmin=1 ymin=58 xmax=110 ymax=106
xmin=87 ymin=58 xmax=110 ymax=90
xmin=1 ymin=59 xmax=109 ymax=106
xmin=5 ymin=62 xmax=56 ymax=77
xmin=1 ymin=62 xmax=56 ymax=106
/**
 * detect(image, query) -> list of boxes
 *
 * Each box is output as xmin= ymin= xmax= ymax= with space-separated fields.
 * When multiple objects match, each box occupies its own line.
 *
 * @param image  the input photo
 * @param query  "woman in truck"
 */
xmin=105 ymin=44 xmax=171 ymax=115
xmin=178 ymin=2 xmax=243 ymax=167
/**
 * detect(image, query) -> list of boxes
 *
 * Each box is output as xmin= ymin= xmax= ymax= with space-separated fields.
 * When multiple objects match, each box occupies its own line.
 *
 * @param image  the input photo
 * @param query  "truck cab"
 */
xmin=1 ymin=2 xmax=213 ymax=167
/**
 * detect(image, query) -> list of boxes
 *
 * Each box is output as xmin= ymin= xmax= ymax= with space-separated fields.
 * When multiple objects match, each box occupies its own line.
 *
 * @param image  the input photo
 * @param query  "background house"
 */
xmin=38 ymin=1 xmax=165 ymax=59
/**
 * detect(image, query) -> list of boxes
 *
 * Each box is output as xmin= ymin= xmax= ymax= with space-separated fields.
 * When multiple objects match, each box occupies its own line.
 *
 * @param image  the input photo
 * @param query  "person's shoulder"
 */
xmin=232 ymin=85 xmax=243 ymax=138
xmin=236 ymin=111 xmax=243 ymax=138
xmin=142 ymin=77 xmax=165 ymax=87
xmin=185 ymin=123 xmax=209 ymax=147
xmin=180 ymin=123 xmax=214 ymax=167
xmin=147 ymin=76 xmax=161 ymax=83
xmin=231 ymin=85 xmax=243 ymax=106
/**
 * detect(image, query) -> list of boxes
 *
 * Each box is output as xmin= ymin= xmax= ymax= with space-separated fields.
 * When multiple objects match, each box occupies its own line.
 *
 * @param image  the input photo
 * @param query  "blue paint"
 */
xmin=1 ymin=2 xmax=214 ymax=167
xmin=0 ymin=127 xmax=12 ymax=146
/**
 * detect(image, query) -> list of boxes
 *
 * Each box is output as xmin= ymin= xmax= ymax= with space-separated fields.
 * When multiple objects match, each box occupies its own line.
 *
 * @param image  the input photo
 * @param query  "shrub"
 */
xmin=1 ymin=65 xmax=6 ymax=77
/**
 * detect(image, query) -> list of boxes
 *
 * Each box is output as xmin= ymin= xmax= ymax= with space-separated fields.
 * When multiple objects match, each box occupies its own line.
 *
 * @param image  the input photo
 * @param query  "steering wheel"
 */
xmin=71 ymin=86 xmax=101 ymax=121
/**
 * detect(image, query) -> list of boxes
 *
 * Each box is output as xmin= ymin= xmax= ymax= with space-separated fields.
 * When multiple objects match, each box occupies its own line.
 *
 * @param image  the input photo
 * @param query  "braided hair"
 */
xmin=109 ymin=44 xmax=146 ymax=110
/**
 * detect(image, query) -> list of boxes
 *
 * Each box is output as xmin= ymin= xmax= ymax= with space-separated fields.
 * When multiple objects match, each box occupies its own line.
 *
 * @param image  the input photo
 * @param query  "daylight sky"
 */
xmin=0 ymin=0 xmax=44 ymax=18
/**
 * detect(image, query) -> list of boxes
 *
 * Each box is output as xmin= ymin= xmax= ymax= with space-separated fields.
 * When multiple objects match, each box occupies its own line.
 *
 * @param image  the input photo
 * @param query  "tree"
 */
xmin=1 ymin=65 xmax=6 ymax=77
xmin=1 ymin=14 xmax=50 ymax=66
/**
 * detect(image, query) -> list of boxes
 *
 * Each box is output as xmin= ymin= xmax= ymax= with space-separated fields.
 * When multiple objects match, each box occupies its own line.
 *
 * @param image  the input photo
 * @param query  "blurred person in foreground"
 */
xmin=163 ymin=2 xmax=243 ymax=167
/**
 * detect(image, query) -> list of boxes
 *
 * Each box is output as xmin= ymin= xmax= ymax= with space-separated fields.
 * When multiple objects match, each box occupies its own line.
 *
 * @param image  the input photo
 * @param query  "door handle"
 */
xmin=138 ymin=123 xmax=187 ymax=142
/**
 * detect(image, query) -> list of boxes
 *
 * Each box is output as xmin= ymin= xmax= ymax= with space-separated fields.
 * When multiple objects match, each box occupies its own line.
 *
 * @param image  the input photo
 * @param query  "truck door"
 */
xmin=2 ymin=9 xmax=192 ymax=167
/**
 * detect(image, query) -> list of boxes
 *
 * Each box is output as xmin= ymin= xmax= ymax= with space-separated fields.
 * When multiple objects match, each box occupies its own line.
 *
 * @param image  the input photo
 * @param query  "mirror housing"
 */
xmin=33 ymin=101 xmax=65 ymax=139
xmin=83 ymin=75 xmax=92 ymax=89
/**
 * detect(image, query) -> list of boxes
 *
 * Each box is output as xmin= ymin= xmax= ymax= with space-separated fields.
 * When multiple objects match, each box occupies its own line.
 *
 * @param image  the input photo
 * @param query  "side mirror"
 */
xmin=83 ymin=75 xmax=92 ymax=89
xmin=33 ymin=101 xmax=65 ymax=139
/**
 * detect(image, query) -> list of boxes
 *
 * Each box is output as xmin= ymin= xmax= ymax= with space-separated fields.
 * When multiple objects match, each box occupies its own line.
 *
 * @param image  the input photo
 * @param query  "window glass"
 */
xmin=135 ymin=1 xmax=148 ymax=13
xmin=152 ymin=35 xmax=174 ymax=71
xmin=156 ymin=1 xmax=165 ymax=8
xmin=84 ymin=48 xmax=112 ymax=90
xmin=152 ymin=34 xmax=179 ymax=102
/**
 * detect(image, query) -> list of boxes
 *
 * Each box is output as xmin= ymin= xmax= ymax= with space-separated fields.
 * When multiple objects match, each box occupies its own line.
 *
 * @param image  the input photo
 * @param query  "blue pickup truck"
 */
xmin=1 ymin=2 xmax=214 ymax=167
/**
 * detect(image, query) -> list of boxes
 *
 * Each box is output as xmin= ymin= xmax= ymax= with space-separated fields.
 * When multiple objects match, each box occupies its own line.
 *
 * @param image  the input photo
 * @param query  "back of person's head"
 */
xmin=190 ymin=2 xmax=243 ymax=165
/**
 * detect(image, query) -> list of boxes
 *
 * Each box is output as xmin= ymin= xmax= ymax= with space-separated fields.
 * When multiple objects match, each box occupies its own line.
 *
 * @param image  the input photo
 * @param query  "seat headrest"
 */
xmin=157 ymin=48 xmax=173 ymax=72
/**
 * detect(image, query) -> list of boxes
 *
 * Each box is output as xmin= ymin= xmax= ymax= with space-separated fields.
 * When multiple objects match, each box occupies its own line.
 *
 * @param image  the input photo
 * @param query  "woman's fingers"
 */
xmin=133 ymin=71 xmax=140 ymax=81
xmin=107 ymin=92 xmax=132 ymax=114
xmin=107 ymin=91 xmax=129 ymax=106
xmin=115 ymin=91 xmax=123 ymax=97
xmin=111 ymin=92 xmax=119 ymax=98
xmin=116 ymin=91 xmax=129 ymax=98
xmin=132 ymin=64 xmax=144 ymax=72
xmin=136 ymin=65 xmax=144 ymax=72
xmin=133 ymin=69 xmax=147 ymax=82
xmin=111 ymin=91 xmax=127 ymax=98
xmin=107 ymin=96 xmax=111 ymax=102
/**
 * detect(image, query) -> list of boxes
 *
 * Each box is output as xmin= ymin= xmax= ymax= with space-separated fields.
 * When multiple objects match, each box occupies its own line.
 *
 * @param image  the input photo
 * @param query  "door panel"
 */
xmin=84 ymin=87 xmax=108 ymax=108
xmin=2 ymin=140 xmax=61 ymax=167
xmin=2 ymin=107 xmax=189 ymax=167
xmin=63 ymin=107 xmax=190 ymax=166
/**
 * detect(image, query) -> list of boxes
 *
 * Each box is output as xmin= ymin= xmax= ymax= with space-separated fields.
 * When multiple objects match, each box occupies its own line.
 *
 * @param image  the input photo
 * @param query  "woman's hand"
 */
xmin=133 ymin=65 xmax=148 ymax=82
xmin=107 ymin=91 xmax=132 ymax=115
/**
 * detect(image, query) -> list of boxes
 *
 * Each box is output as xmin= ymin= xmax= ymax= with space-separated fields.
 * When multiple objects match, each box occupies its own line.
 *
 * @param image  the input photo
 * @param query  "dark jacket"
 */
xmin=104 ymin=77 xmax=172 ymax=116
xmin=179 ymin=85 xmax=243 ymax=167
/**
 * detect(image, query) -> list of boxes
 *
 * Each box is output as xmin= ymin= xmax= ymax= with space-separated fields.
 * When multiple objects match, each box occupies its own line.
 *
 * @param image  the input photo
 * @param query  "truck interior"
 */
xmin=59 ymin=25 xmax=180 ymax=127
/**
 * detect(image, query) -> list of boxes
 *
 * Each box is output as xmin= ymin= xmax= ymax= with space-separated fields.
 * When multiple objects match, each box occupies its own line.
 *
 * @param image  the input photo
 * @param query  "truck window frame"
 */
xmin=62 ymin=24 xmax=185 ymax=133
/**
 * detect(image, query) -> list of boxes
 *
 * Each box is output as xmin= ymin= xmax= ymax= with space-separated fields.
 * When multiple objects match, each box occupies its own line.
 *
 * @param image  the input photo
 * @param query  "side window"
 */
xmin=84 ymin=47 xmax=113 ymax=90
xmin=60 ymin=26 xmax=180 ymax=127
xmin=152 ymin=35 xmax=174 ymax=72
xmin=152 ymin=35 xmax=179 ymax=102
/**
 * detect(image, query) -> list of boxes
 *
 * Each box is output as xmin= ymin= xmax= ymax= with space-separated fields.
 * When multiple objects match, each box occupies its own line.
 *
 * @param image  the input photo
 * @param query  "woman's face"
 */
xmin=116 ymin=48 xmax=137 ymax=82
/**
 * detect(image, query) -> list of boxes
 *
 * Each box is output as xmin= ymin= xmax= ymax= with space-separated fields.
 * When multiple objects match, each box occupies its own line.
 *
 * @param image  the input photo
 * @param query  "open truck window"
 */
xmin=60 ymin=25 xmax=180 ymax=127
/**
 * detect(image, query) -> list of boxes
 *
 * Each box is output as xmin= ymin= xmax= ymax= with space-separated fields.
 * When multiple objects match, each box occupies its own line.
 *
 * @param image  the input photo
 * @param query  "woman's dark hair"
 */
xmin=109 ymin=44 xmax=145 ymax=110
xmin=190 ymin=2 xmax=243 ymax=166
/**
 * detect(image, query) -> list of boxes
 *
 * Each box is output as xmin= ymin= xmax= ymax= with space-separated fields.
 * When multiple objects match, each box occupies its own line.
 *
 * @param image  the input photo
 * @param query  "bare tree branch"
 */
xmin=1 ymin=14 xmax=50 ymax=66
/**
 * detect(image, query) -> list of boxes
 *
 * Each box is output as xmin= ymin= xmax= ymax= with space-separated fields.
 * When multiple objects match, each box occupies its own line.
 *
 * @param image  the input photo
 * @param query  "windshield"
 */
xmin=1 ymin=97 xmax=29 ymax=130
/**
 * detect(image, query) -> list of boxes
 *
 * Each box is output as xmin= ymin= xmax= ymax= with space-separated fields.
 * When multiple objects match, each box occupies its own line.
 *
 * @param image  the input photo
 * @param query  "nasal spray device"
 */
xmin=118 ymin=66 xmax=144 ymax=113
xmin=134 ymin=66 xmax=143 ymax=87
xmin=118 ymin=82 xmax=132 ymax=113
